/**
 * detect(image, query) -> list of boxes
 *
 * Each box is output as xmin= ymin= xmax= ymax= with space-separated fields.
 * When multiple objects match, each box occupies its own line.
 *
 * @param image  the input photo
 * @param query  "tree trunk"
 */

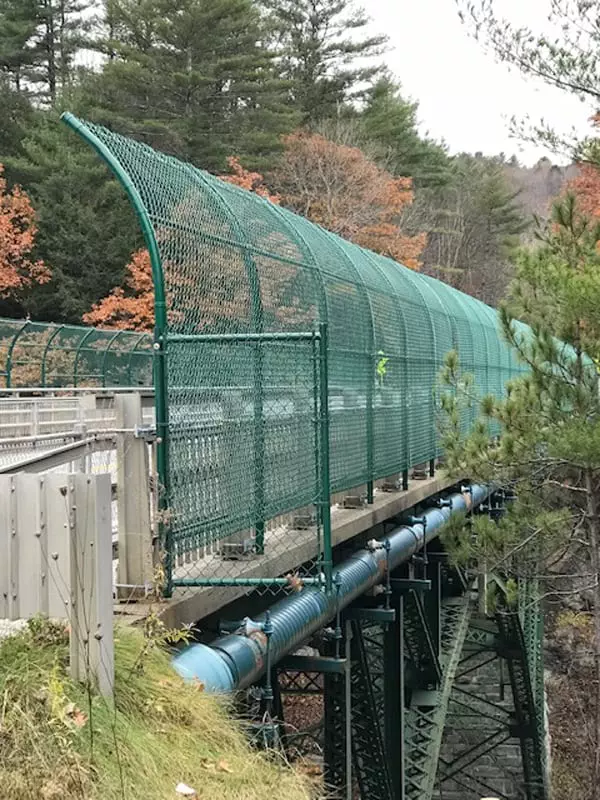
xmin=59 ymin=0 xmax=67 ymax=91
xmin=45 ymin=0 xmax=56 ymax=105
xmin=585 ymin=467 xmax=600 ymax=800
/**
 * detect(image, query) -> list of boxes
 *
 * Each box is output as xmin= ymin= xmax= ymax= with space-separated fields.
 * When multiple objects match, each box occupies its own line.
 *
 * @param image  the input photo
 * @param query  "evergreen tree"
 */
xmin=0 ymin=0 xmax=94 ymax=105
xmin=84 ymin=0 xmax=297 ymax=171
xmin=0 ymin=84 xmax=33 ymax=165
xmin=416 ymin=154 xmax=528 ymax=304
xmin=259 ymin=0 xmax=387 ymax=123
xmin=439 ymin=195 xmax=600 ymax=797
xmin=361 ymin=77 xmax=451 ymax=187
xmin=4 ymin=113 xmax=140 ymax=322
xmin=0 ymin=0 xmax=39 ymax=93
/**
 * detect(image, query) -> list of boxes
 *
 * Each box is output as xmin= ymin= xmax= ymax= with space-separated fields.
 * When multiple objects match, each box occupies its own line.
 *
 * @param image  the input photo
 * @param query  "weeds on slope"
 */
xmin=0 ymin=618 xmax=314 ymax=800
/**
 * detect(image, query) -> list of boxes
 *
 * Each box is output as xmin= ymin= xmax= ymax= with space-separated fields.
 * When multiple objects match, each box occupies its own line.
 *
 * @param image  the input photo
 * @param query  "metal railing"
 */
xmin=0 ymin=316 xmax=153 ymax=389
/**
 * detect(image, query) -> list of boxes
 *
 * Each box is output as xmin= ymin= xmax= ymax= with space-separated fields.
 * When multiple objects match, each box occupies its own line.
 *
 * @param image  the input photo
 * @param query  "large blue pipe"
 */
xmin=173 ymin=484 xmax=488 ymax=691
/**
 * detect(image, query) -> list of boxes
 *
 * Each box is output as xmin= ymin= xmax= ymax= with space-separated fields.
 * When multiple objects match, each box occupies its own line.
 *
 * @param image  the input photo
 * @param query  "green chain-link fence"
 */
xmin=63 ymin=113 xmax=529 ymax=598
xmin=0 ymin=317 xmax=153 ymax=389
xmin=165 ymin=327 xmax=332 ymax=594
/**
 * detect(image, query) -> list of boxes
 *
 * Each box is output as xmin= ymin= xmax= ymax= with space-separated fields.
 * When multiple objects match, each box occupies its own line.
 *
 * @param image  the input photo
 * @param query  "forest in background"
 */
xmin=0 ymin=0 xmax=582 ymax=328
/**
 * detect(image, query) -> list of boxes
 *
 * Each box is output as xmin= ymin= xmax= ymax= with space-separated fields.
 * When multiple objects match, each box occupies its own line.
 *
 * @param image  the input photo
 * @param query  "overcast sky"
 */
xmin=366 ymin=0 xmax=594 ymax=164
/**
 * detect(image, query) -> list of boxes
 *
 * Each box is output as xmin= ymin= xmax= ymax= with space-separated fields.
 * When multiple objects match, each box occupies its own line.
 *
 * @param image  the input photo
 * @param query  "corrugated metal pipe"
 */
xmin=172 ymin=483 xmax=489 ymax=692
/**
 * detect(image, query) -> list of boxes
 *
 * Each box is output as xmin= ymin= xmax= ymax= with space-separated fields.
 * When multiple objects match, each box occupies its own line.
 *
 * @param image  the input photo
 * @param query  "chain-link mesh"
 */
xmin=0 ymin=317 xmax=152 ymax=389
xmin=64 ymin=114 xmax=529 ymax=599
xmin=165 ymin=331 xmax=329 ymax=593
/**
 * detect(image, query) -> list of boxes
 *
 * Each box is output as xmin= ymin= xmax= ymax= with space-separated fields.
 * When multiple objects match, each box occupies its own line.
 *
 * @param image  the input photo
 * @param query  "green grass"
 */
xmin=0 ymin=619 xmax=314 ymax=800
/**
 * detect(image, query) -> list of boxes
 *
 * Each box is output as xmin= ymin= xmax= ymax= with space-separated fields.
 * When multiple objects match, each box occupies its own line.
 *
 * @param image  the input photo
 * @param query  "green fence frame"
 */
xmin=0 ymin=316 xmax=153 ymax=389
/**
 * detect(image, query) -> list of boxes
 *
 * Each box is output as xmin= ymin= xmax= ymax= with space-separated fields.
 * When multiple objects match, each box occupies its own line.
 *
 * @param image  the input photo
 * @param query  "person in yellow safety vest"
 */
xmin=376 ymin=350 xmax=388 ymax=388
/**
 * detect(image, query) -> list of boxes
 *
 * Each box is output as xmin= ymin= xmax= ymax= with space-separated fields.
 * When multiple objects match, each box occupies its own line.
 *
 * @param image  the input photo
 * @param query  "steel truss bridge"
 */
xmin=45 ymin=113 xmax=552 ymax=799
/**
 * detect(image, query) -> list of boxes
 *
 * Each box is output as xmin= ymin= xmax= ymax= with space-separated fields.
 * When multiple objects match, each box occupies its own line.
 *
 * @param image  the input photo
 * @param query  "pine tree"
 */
xmin=0 ymin=0 xmax=94 ymax=105
xmin=0 ymin=83 xmax=33 ymax=164
xmin=361 ymin=77 xmax=451 ymax=187
xmin=0 ymin=0 xmax=39 ymax=93
xmin=259 ymin=0 xmax=387 ymax=123
xmin=416 ymin=155 xmax=528 ymax=304
xmin=439 ymin=195 xmax=600 ymax=797
xmin=84 ymin=0 xmax=297 ymax=171
xmin=5 ymin=114 xmax=140 ymax=322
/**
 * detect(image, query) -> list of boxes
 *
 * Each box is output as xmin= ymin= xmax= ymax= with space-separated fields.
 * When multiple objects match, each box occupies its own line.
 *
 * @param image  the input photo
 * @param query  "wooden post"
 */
xmin=13 ymin=473 xmax=43 ymax=619
xmin=69 ymin=473 xmax=114 ymax=698
xmin=115 ymin=393 xmax=152 ymax=598
xmin=0 ymin=473 xmax=114 ymax=697
xmin=44 ymin=474 xmax=73 ymax=619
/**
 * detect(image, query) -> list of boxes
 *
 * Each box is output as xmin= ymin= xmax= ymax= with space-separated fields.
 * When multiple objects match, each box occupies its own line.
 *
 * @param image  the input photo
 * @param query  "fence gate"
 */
xmin=163 ymin=327 xmax=332 ymax=597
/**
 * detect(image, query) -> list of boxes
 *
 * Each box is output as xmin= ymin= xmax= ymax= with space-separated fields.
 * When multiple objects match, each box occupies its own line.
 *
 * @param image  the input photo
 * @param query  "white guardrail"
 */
xmin=0 ymin=392 xmax=157 ymax=602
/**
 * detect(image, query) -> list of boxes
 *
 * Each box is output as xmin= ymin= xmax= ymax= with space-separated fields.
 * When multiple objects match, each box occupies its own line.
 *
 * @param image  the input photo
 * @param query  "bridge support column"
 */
xmin=323 ymin=620 xmax=352 ymax=797
xmin=423 ymin=558 xmax=442 ymax=662
xmin=384 ymin=593 xmax=405 ymax=800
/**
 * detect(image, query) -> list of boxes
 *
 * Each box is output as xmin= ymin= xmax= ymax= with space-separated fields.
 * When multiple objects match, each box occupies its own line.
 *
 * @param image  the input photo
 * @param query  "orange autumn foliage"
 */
xmin=566 ymin=162 xmax=600 ymax=221
xmin=83 ymin=249 xmax=154 ymax=331
xmin=274 ymin=132 xmax=426 ymax=269
xmin=561 ymin=114 xmax=600 ymax=223
xmin=0 ymin=165 xmax=50 ymax=299
xmin=221 ymin=157 xmax=280 ymax=204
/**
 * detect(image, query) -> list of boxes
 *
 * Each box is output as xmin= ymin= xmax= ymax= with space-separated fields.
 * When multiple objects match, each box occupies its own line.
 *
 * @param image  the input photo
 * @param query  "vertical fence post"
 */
xmin=367 ymin=350 xmax=374 ymax=504
xmin=0 ymin=476 xmax=10 ymax=619
xmin=116 ymin=393 xmax=153 ymax=599
xmin=61 ymin=111 xmax=169 ymax=599
xmin=253 ymin=334 xmax=266 ymax=554
xmin=323 ymin=617 xmax=352 ymax=797
xmin=69 ymin=473 xmax=114 ymax=698
xmin=31 ymin=401 xmax=39 ymax=439
xmin=319 ymin=324 xmax=333 ymax=594
xmin=0 ymin=476 xmax=17 ymax=619
xmin=13 ymin=474 xmax=43 ymax=619
xmin=344 ymin=619 xmax=353 ymax=800
xmin=74 ymin=394 xmax=94 ymax=472
xmin=154 ymin=331 xmax=171 ymax=595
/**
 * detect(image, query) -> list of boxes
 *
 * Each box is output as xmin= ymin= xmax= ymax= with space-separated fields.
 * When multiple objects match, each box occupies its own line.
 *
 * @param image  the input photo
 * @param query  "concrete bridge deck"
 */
xmin=121 ymin=472 xmax=459 ymax=628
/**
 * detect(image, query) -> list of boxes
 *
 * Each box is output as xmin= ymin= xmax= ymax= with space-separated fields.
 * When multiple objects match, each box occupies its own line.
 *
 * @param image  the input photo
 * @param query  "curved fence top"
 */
xmin=0 ymin=317 xmax=153 ymax=389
